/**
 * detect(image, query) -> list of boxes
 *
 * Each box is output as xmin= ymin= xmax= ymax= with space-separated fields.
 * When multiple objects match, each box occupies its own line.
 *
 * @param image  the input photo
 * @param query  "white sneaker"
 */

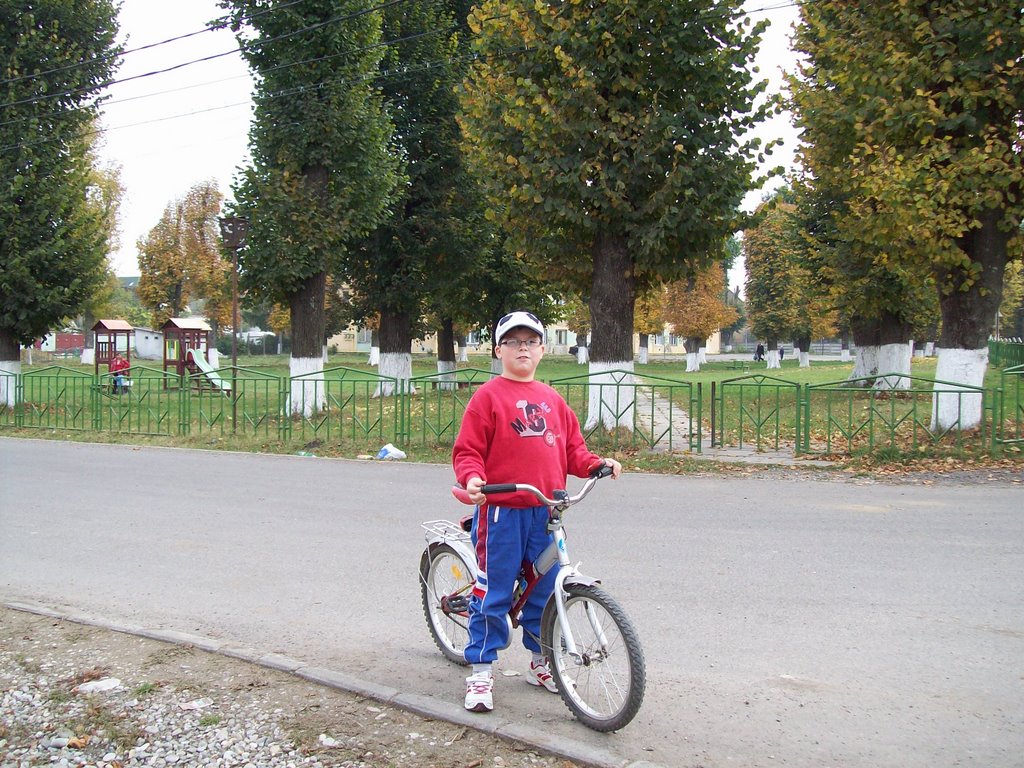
xmin=464 ymin=671 xmax=494 ymax=712
xmin=527 ymin=660 xmax=558 ymax=693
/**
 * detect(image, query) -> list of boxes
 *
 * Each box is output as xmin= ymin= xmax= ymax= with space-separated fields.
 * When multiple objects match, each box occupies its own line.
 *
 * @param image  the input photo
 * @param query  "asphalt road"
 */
xmin=1 ymin=437 xmax=1022 ymax=767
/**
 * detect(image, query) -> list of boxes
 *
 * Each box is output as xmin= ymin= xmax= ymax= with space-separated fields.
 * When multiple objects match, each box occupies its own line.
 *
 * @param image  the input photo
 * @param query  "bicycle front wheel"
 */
xmin=541 ymin=583 xmax=645 ymax=732
xmin=419 ymin=543 xmax=474 ymax=665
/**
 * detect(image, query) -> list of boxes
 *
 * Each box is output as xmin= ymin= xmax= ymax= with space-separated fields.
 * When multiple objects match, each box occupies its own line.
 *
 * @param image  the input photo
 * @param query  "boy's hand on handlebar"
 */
xmin=466 ymin=475 xmax=487 ymax=505
xmin=596 ymin=458 xmax=622 ymax=479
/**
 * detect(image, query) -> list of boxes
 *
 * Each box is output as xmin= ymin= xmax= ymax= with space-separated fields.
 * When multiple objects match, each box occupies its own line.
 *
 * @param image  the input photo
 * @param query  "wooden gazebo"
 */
xmin=91 ymin=319 xmax=133 ymax=376
xmin=161 ymin=317 xmax=212 ymax=377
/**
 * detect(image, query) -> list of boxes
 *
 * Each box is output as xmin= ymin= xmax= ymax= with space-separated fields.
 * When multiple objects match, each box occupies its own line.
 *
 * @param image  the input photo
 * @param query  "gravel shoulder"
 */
xmin=0 ymin=606 xmax=574 ymax=768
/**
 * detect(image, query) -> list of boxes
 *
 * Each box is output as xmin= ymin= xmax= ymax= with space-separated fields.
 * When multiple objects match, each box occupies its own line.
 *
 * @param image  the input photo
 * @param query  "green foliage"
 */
xmin=790 ymin=1 xmax=1023 ymax=349
xmin=220 ymin=0 xmax=401 ymax=307
xmin=342 ymin=0 xmax=489 ymax=350
xmin=743 ymin=197 xmax=801 ymax=343
xmin=458 ymin=1 xmax=777 ymax=359
xmin=0 ymin=1 xmax=121 ymax=353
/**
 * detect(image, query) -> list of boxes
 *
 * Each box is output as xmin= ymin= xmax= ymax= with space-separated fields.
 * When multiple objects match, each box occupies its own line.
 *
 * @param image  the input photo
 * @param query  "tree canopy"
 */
xmin=458 ymin=0 xmax=776 ymax=365
xmin=221 ymin=0 xmax=401 ymax=364
xmin=790 ymin=0 xmax=1023 ymax=353
xmin=341 ymin=0 xmax=486 ymax=372
xmin=0 ymin=1 xmax=121 ymax=361
xmin=137 ymin=181 xmax=224 ymax=328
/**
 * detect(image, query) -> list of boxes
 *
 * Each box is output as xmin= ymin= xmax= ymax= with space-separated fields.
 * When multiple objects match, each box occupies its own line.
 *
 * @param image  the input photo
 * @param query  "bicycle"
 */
xmin=418 ymin=463 xmax=646 ymax=732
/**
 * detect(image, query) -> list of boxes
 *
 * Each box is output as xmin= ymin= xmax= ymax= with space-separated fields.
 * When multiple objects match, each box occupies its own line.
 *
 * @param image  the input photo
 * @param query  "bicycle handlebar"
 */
xmin=453 ymin=461 xmax=612 ymax=508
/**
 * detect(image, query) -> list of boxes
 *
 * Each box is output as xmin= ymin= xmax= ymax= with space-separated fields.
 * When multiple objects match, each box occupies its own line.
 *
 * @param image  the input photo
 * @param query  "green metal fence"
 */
xmin=4 ymin=363 xmax=1022 ymax=458
xmin=20 ymin=366 xmax=94 ymax=431
xmin=94 ymin=365 xmax=182 ymax=436
xmin=802 ymin=373 xmax=992 ymax=455
xmin=997 ymin=364 xmax=1024 ymax=445
xmin=0 ymin=369 xmax=16 ymax=427
xmin=714 ymin=374 xmax=801 ymax=451
xmin=290 ymin=366 xmax=397 ymax=445
xmin=185 ymin=365 xmax=286 ymax=438
xmin=407 ymin=367 xmax=495 ymax=446
xmin=990 ymin=340 xmax=1024 ymax=368
xmin=549 ymin=369 xmax=700 ymax=452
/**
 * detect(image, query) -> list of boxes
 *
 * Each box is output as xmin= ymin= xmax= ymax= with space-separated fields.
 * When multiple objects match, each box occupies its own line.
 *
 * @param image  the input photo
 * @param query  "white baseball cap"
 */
xmin=495 ymin=310 xmax=545 ymax=344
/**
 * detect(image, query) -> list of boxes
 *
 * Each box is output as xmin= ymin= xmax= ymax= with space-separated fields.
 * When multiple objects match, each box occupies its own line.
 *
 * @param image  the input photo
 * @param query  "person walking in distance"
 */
xmin=452 ymin=310 xmax=622 ymax=713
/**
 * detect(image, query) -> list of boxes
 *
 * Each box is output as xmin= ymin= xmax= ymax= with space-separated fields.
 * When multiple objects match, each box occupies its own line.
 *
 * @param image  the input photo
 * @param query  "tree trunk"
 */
xmin=457 ymin=334 xmax=469 ymax=363
xmin=436 ymin=318 xmax=457 ymax=389
xmin=368 ymin=328 xmax=380 ymax=366
xmin=586 ymin=234 xmax=635 ymax=431
xmin=932 ymin=206 xmax=1009 ymax=430
xmin=686 ymin=335 xmax=702 ymax=372
xmin=288 ymin=268 xmax=327 ymax=416
xmin=849 ymin=314 xmax=911 ymax=388
xmin=796 ymin=334 xmax=811 ymax=368
xmin=0 ymin=328 xmax=20 ymax=408
xmin=638 ymin=333 xmax=649 ymax=365
xmin=589 ymin=234 xmax=635 ymax=364
xmin=765 ymin=338 xmax=781 ymax=369
xmin=376 ymin=306 xmax=413 ymax=397
xmin=437 ymin=319 xmax=455 ymax=365
xmin=840 ymin=328 xmax=851 ymax=362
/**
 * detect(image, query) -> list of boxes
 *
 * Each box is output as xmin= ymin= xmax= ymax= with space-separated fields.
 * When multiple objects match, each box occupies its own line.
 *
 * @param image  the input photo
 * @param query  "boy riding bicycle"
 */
xmin=452 ymin=310 xmax=622 ymax=713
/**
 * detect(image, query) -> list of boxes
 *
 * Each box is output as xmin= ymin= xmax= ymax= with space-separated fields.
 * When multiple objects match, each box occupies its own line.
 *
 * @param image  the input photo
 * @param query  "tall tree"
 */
xmin=790 ymin=1 xmax=1024 ymax=427
xmin=221 ymin=0 xmax=400 ymax=414
xmin=136 ymin=181 xmax=224 ymax=328
xmin=79 ymin=150 xmax=126 ymax=353
xmin=0 ymin=0 xmax=121 ymax=405
xmin=634 ymin=287 xmax=666 ymax=365
xmin=459 ymin=0 xmax=775 ymax=427
xmin=744 ymin=197 xmax=801 ymax=369
xmin=664 ymin=264 xmax=737 ymax=372
xmin=342 ymin=0 xmax=484 ymax=394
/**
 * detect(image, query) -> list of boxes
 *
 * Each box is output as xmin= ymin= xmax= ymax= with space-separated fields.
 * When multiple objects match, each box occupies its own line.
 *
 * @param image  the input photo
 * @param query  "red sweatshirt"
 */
xmin=452 ymin=376 xmax=601 ymax=508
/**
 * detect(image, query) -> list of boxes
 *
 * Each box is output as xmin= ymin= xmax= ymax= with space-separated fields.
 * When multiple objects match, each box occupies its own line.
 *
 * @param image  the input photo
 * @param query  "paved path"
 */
xmin=2 ymin=438 xmax=1022 ymax=768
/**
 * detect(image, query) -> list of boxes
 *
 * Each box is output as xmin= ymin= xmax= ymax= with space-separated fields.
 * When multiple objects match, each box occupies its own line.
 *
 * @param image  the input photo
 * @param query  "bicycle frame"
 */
xmin=423 ymin=469 xmax=610 ymax=662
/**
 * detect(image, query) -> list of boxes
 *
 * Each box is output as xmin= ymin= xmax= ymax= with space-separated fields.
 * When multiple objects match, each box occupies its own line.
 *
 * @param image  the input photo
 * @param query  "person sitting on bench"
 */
xmin=109 ymin=353 xmax=130 ymax=394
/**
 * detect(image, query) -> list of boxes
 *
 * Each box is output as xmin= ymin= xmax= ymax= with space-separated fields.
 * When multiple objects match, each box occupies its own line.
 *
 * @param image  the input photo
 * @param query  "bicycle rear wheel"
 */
xmin=541 ymin=583 xmax=645 ymax=732
xmin=419 ymin=543 xmax=474 ymax=665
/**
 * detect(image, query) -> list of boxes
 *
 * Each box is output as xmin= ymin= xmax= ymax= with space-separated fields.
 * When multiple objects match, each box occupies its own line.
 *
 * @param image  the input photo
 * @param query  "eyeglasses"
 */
xmin=499 ymin=338 xmax=542 ymax=349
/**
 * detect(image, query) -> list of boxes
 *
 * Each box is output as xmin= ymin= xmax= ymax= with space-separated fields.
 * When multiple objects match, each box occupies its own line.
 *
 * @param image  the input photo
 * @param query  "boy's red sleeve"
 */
xmin=452 ymin=402 xmax=491 ymax=487
xmin=562 ymin=401 xmax=601 ymax=478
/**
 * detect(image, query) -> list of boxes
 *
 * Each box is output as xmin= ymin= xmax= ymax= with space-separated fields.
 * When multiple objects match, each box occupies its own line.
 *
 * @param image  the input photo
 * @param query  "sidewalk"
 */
xmin=695 ymin=440 xmax=837 ymax=467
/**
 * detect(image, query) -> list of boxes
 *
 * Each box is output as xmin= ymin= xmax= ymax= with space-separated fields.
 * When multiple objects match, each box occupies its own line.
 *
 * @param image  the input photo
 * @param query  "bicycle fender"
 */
xmin=559 ymin=571 xmax=601 ymax=590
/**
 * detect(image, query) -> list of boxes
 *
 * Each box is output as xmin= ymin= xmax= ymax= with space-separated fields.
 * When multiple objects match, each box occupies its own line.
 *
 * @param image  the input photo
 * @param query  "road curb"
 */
xmin=4 ymin=600 xmax=666 ymax=768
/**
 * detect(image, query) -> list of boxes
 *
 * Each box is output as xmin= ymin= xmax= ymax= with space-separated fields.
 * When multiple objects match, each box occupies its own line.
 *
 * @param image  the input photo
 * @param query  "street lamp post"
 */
xmin=218 ymin=216 xmax=249 ymax=429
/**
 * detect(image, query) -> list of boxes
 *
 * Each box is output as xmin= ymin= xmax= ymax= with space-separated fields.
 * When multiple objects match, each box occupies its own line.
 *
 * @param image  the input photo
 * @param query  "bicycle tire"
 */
xmin=541 ymin=583 xmax=645 ymax=732
xmin=419 ymin=543 xmax=474 ymax=665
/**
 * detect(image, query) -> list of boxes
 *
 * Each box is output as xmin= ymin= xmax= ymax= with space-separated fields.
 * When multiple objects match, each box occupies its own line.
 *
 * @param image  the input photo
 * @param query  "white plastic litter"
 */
xmin=376 ymin=443 xmax=407 ymax=460
xmin=76 ymin=677 xmax=121 ymax=693
xmin=178 ymin=697 xmax=214 ymax=710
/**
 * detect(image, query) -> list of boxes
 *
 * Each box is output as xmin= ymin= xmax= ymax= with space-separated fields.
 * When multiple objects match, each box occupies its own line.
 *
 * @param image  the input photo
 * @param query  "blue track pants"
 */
xmin=464 ymin=504 xmax=558 ymax=664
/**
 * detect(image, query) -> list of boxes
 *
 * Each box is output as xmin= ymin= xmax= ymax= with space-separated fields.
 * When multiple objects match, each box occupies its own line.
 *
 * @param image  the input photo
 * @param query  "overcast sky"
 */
xmin=99 ymin=0 xmax=800 ymax=294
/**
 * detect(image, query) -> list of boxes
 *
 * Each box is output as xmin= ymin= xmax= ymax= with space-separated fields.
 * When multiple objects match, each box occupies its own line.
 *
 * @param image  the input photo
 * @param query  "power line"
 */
xmin=1 ymin=0 xmax=804 ymax=155
xmin=0 ymin=0 xmax=308 ymax=90
xmin=0 ymin=0 xmax=416 ymax=113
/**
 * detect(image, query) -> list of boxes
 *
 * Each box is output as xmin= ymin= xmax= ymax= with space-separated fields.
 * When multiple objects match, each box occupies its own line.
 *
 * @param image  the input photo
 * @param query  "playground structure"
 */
xmin=91 ymin=319 xmax=133 ymax=377
xmin=161 ymin=318 xmax=211 ymax=378
xmin=188 ymin=348 xmax=231 ymax=393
